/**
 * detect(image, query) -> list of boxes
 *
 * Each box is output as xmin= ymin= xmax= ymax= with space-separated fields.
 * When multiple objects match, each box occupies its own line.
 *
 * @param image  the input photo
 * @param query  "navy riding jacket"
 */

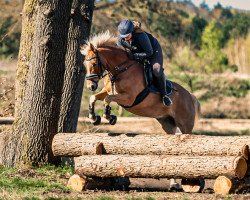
xmin=118 ymin=31 xmax=160 ymax=61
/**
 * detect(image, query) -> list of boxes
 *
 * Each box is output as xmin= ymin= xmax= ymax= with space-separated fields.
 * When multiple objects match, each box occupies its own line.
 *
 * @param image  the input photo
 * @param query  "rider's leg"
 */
xmin=153 ymin=68 xmax=172 ymax=106
xmin=150 ymin=45 xmax=172 ymax=106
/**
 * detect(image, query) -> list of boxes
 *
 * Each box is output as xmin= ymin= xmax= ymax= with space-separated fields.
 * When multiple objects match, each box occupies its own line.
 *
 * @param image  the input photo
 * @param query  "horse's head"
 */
xmin=81 ymin=31 xmax=129 ymax=91
xmin=82 ymin=43 xmax=103 ymax=91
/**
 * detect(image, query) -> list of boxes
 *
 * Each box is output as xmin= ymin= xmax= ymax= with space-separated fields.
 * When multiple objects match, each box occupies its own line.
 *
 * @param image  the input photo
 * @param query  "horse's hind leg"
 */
xmin=157 ymin=116 xmax=180 ymax=190
xmin=89 ymin=88 xmax=108 ymax=125
xmin=156 ymin=116 xmax=177 ymax=135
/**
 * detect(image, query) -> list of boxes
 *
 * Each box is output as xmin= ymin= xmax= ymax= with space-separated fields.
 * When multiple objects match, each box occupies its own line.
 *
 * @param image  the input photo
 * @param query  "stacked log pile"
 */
xmin=52 ymin=133 xmax=250 ymax=194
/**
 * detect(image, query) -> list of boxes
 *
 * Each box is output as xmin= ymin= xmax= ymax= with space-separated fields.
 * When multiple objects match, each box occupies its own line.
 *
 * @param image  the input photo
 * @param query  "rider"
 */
xmin=117 ymin=19 xmax=172 ymax=106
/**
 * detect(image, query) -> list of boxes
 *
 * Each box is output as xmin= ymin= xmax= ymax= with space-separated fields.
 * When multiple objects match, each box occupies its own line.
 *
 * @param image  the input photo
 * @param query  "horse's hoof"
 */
xmin=109 ymin=115 xmax=117 ymax=125
xmin=92 ymin=115 xmax=101 ymax=125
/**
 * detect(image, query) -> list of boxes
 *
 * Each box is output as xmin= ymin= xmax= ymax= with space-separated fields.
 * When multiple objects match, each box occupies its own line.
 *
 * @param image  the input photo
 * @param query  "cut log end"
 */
xmin=67 ymin=174 xmax=87 ymax=192
xmin=233 ymin=156 xmax=247 ymax=179
xmin=96 ymin=142 xmax=104 ymax=155
xmin=242 ymin=144 xmax=249 ymax=160
xmin=214 ymin=176 xmax=232 ymax=195
xmin=181 ymin=178 xmax=205 ymax=193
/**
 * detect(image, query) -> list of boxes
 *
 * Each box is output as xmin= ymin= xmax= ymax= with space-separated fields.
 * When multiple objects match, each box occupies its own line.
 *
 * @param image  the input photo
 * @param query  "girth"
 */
xmin=119 ymin=87 xmax=151 ymax=108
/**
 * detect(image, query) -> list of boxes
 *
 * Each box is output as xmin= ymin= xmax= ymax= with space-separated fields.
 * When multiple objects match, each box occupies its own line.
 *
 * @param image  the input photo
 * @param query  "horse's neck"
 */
xmin=99 ymin=46 xmax=128 ymax=74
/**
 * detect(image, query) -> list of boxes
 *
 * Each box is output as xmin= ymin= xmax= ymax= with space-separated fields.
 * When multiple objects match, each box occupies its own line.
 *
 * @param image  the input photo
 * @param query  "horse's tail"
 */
xmin=191 ymin=94 xmax=201 ymax=126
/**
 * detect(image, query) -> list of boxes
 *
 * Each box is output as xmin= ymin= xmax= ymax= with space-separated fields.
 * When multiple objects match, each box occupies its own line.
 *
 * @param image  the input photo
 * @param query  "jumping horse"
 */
xmin=82 ymin=32 xmax=200 ymax=134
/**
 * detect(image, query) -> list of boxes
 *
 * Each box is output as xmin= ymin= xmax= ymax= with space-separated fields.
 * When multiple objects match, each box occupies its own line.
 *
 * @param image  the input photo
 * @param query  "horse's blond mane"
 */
xmin=86 ymin=31 xmax=117 ymax=48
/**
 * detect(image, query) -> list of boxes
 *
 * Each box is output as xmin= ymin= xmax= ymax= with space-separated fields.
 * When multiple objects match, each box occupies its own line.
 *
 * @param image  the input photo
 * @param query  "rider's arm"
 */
xmin=132 ymin=32 xmax=153 ymax=61
xmin=118 ymin=36 xmax=131 ymax=49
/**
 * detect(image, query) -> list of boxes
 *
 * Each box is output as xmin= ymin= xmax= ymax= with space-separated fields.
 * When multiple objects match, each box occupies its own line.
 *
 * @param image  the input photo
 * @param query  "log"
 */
xmin=0 ymin=117 xmax=14 ymax=125
xmin=74 ymin=155 xmax=247 ymax=179
xmin=181 ymin=178 xmax=205 ymax=193
xmin=67 ymin=174 xmax=130 ymax=191
xmin=214 ymin=176 xmax=250 ymax=195
xmin=52 ymin=133 xmax=249 ymax=159
xmin=67 ymin=174 xmax=87 ymax=192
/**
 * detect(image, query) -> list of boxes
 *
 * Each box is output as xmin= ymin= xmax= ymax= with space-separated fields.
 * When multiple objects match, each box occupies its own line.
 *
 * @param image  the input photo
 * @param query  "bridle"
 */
xmin=85 ymin=48 xmax=136 ymax=94
xmin=85 ymin=50 xmax=105 ymax=81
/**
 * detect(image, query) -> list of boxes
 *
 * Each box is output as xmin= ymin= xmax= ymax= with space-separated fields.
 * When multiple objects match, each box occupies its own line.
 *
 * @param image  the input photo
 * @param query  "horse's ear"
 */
xmin=90 ymin=43 xmax=96 ymax=52
xmin=80 ymin=45 xmax=87 ymax=56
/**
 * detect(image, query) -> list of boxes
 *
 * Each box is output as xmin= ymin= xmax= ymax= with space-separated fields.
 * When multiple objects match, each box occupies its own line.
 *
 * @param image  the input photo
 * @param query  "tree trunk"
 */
xmin=74 ymin=155 xmax=247 ymax=179
xmin=2 ymin=0 xmax=73 ymax=166
xmin=52 ymin=133 xmax=249 ymax=159
xmin=214 ymin=176 xmax=250 ymax=195
xmin=58 ymin=0 xmax=94 ymax=133
xmin=15 ymin=0 xmax=38 ymax=121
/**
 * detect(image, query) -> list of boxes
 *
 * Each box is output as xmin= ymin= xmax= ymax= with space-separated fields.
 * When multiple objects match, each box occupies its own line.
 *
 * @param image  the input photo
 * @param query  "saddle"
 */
xmin=121 ymin=60 xmax=173 ymax=108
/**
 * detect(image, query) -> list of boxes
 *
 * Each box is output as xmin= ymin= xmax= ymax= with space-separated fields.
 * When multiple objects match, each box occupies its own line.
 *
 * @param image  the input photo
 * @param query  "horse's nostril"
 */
xmin=91 ymin=84 xmax=96 ymax=91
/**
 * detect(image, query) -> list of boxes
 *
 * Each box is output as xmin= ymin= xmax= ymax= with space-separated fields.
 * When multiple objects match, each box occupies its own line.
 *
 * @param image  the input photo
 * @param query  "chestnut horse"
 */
xmin=82 ymin=32 xmax=200 ymax=134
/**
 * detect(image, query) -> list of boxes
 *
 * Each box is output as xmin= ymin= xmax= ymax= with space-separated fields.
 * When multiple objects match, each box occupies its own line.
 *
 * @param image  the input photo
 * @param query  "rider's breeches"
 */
xmin=149 ymin=44 xmax=164 ymax=78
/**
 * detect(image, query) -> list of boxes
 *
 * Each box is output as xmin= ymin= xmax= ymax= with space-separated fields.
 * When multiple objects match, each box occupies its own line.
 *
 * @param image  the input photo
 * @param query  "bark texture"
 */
xmin=15 ymin=0 xmax=38 ymax=120
xmin=214 ymin=176 xmax=250 ymax=195
xmin=3 ymin=0 xmax=73 ymax=166
xmin=52 ymin=133 xmax=249 ymax=159
xmin=74 ymin=155 xmax=247 ymax=179
xmin=58 ymin=0 xmax=94 ymax=133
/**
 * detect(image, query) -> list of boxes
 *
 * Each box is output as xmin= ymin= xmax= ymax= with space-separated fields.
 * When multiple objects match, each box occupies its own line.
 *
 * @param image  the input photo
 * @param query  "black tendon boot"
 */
xmin=157 ymin=73 xmax=172 ymax=106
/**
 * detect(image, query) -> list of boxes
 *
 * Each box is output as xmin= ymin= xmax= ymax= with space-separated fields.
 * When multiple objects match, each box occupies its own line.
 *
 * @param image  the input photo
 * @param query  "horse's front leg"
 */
xmin=104 ymin=93 xmax=132 ymax=125
xmin=104 ymin=93 xmax=132 ymax=107
xmin=89 ymin=88 xmax=108 ymax=125
xmin=103 ymin=94 xmax=128 ymax=125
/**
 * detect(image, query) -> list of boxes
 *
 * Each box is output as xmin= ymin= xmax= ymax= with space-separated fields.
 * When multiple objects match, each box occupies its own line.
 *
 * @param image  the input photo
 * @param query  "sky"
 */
xmin=191 ymin=0 xmax=250 ymax=11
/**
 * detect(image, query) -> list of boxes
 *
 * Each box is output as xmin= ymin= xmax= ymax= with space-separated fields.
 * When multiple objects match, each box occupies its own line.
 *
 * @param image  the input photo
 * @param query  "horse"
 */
xmin=82 ymin=32 xmax=200 ymax=134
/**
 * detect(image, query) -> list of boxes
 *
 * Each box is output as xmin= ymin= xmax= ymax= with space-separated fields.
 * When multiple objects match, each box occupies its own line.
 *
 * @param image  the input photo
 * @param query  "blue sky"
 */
xmin=191 ymin=0 xmax=250 ymax=11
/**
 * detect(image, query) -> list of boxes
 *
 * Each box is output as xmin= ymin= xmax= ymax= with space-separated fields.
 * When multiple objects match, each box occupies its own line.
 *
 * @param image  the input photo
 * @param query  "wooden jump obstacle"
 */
xmin=52 ymin=133 xmax=250 ymax=194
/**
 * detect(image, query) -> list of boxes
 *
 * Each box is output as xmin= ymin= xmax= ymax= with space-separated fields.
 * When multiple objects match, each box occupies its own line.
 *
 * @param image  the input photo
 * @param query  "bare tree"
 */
xmin=15 ymin=0 xmax=38 ymax=122
xmin=58 ymin=0 xmax=94 ymax=133
xmin=2 ymin=0 xmax=73 ymax=166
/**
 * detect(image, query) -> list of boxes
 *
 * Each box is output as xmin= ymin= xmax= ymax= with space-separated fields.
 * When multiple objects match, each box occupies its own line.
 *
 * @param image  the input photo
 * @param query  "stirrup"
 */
xmin=163 ymin=95 xmax=172 ymax=106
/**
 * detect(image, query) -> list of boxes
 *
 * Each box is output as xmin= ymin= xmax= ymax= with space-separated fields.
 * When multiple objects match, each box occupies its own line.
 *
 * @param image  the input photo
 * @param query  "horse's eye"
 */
xmin=92 ymin=63 xmax=97 ymax=67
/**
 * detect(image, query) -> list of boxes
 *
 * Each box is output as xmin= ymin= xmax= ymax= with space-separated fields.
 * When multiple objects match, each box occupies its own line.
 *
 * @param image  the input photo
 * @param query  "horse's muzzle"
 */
xmin=88 ymin=82 xmax=98 ymax=91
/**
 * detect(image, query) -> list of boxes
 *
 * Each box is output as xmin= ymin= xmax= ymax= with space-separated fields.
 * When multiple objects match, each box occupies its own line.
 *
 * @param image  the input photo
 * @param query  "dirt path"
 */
xmin=77 ymin=117 xmax=250 ymax=134
xmin=2 ymin=117 xmax=250 ymax=134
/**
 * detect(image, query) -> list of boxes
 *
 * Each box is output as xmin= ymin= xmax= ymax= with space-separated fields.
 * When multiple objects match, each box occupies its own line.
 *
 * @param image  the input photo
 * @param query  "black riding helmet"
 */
xmin=118 ymin=20 xmax=134 ymax=38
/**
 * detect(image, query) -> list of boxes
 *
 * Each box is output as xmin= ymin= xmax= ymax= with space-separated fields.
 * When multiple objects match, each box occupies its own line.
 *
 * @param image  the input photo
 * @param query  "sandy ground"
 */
xmin=2 ymin=116 xmax=250 ymax=134
xmin=76 ymin=117 xmax=250 ymax=135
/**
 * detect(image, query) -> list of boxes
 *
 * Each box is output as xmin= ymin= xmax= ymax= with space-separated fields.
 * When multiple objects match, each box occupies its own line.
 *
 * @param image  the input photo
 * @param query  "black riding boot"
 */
xmin=156 ymin=73 xmax=172 ymax=106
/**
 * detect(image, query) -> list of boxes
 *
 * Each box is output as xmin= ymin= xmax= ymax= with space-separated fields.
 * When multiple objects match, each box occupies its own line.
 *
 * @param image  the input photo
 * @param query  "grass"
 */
xmin=0 ymin=165 xmax=74 ymax=199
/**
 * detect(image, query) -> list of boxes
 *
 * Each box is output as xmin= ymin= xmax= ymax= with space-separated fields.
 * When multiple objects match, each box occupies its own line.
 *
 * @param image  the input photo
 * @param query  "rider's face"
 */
xmin=124 ymin=33 xmax=132 ymax=41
